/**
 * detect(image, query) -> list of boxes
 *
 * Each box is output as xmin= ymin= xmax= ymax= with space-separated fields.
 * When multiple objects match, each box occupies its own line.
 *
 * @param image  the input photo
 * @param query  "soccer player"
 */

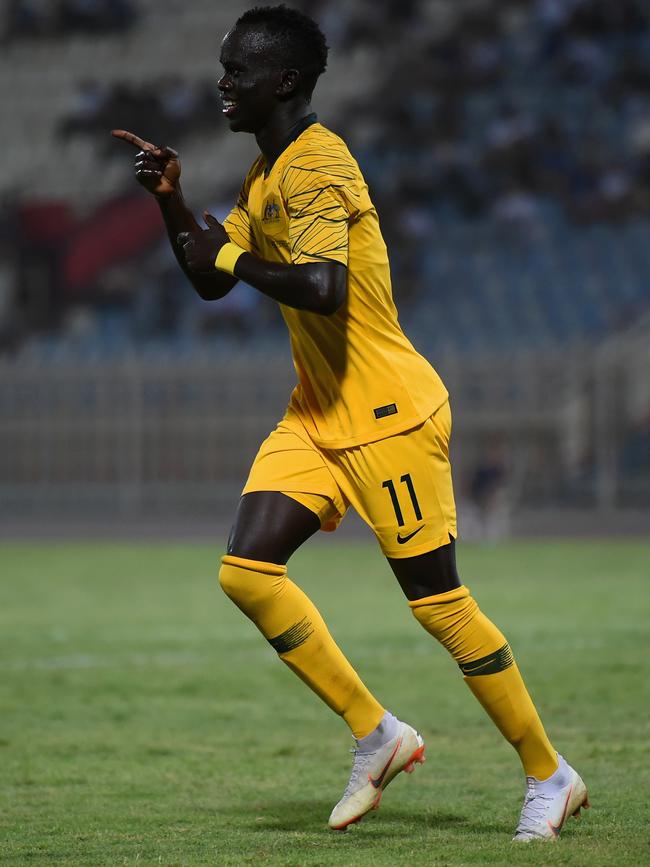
xmin=113 ymin=4 xmax=588 ymax=839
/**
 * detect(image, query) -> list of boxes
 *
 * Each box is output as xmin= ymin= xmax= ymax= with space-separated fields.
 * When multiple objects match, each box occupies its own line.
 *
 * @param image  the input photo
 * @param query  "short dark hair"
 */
xmin=235 ymin=4 xmax=328 ymax=99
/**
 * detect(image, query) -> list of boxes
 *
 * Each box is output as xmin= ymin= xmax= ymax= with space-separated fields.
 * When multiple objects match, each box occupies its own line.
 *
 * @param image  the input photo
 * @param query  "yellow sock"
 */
xmin=219 ymin=555 xmax=385 ymax=739
xmin=410 ymin=586 xmax=558 ymax=780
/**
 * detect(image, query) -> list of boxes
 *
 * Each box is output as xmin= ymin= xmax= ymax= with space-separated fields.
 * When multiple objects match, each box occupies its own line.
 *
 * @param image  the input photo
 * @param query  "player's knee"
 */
xmin=218 ymin=554 xmax=287 ymax=612
xmin=218 ymin=561 xmax=246 ymax=603
xmin=409 ymin=585 xmax=504 ymax=661
xmin=410 ymin=584 xmax=475 ymax=637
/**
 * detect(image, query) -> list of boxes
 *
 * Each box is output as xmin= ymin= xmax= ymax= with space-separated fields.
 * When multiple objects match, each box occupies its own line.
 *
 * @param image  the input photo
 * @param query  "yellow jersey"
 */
xmin=223 ymin=121 xmax=448 ymax=449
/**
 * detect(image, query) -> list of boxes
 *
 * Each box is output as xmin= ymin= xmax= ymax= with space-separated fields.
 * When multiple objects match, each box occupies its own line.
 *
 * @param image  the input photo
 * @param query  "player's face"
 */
xmin=218 ymin=27 xmax=283 ymax=133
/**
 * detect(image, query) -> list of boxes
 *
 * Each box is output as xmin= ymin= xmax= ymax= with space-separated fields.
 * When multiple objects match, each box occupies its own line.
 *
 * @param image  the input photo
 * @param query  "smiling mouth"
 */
xmin=221 ymin=99 xmax=238 ymax=116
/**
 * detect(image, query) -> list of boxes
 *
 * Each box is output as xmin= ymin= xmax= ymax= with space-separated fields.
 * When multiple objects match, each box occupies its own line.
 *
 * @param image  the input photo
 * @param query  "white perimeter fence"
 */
xmin=0 ymin=325 xmax=648 ymax=521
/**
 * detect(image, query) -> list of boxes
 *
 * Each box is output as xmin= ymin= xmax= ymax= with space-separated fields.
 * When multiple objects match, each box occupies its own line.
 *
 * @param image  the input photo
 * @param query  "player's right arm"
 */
xmin=111 ymin=129 xmax=237 ymax=300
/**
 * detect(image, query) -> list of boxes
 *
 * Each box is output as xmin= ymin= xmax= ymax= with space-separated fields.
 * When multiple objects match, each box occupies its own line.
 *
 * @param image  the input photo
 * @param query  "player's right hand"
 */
xmin=111 ymin=129 xmax=181 ymax=198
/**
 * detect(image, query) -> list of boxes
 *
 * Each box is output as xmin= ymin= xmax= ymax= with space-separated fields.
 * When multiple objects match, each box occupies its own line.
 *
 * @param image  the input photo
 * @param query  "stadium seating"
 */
xmin=2 ymin=0 xmax=649 ymax=359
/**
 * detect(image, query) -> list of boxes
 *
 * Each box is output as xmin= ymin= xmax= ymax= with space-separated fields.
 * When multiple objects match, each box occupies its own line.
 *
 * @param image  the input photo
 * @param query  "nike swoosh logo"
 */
xmin=368 ymin=737 xmax=403 ymax=789
xmin=396 ymin=526 xmax=424 ymax=544
xmin=462 ymin=656 xmax=498 ymax=674
xmin=548 ymin=785 xmax=573 ymax=837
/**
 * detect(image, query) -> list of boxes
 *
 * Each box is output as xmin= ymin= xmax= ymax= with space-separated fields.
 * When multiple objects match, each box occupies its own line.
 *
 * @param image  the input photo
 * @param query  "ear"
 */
xmin=278 ymin=68 xmax=300 ymax=98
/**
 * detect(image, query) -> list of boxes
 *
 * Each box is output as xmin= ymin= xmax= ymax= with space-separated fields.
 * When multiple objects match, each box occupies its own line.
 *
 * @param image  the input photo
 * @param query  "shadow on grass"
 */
xmin=235 ymin=800 xmax=507 ymax=837
xmin=236 ymin=799 xmax=333 ymax=831
xmin=379 ymin=808 xmax=508 ymax=836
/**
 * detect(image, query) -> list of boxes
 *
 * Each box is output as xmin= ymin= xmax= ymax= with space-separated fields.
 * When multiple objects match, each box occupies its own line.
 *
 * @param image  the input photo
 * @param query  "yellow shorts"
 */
xmin=242 ymin=400 xmax=457 ymax=559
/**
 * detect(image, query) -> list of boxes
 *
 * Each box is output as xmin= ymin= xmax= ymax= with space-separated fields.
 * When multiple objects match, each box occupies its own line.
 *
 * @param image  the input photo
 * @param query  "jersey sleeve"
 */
xmin=282 ymin=147 xmax=361 ymax=266
xmin=222 ymin=159 xmax=261 ymax=254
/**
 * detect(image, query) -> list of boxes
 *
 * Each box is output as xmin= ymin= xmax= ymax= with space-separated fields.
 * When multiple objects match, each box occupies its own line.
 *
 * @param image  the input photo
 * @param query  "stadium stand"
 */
xmin=1 ymin=0 xmax=649 ymax=518
xmin=2 ymin=0 xmax=649 ymax=358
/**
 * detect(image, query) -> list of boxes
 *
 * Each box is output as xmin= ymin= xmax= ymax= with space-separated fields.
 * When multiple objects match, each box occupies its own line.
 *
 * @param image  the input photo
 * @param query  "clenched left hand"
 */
xmin=177 ymin=212 xmax=230 ymax=272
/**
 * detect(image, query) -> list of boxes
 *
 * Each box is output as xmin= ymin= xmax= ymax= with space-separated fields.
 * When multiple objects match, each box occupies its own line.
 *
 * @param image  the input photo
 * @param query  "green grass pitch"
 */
xmin=1 ymin=539 xmax=649 ymax=866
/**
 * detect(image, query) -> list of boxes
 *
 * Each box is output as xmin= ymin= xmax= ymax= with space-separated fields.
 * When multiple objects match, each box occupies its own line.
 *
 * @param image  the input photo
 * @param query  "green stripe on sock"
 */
xmin=459 ymin=642 xmax=514 ymax=676
xmin=268 ymin=617 xmax=314 ymax=654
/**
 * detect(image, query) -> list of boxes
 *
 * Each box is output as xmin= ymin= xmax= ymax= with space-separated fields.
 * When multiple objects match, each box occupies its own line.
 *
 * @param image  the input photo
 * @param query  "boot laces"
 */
xmin=342 ymin=747 xmax=377 ymax=798
xmin=516 ymin=777 xmax=556 ymax=833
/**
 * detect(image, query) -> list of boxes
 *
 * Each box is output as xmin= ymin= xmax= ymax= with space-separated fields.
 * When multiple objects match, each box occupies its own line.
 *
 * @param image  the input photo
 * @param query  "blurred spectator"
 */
xmin=0 ymin=197 xmax=20 ymax=353
xmin=464 ymin=442 xmax=510 ymax=541
xmin=59 ymin=78 xmax=222 ymax=151
xmin=3 ymin=0 xmax=54 ymax=40
xmin=491 ymin=182 xmax=545 ymax=240
xmin=187 ymin=200 xmax=273 ymax=342
xmin=14 ymin=201 xmax=78 ymax=337
xmin=58 ymin=0 xmax=135 ymax=34
xmin=620 ymin=411 xmax=650 ymax=483
xmin=3 ymin=0 xmax=136 ymax=40
xmin=159 ymin=76 xmax=201 ymax=126
xmin=132 ymin=261 xmax=187 ymax=342
xmin=483 ymin=101 xmax=539 ymax=188
xmin=194 ymin=282 xmax=264 ymax=343
xmin=532 ymin=117 xmax=574 ymax=196
xmin=556 ymin=35 xmax=613 ymax=86
xmin=5 ymin=0 xmax=650 ymax=353
xmin=58 ymin=80 xmax=109 ymax=139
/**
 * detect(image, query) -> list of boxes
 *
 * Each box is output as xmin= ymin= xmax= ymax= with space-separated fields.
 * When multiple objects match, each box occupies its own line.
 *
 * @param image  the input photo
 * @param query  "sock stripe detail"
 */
xmin=268 ymin=617 xmax=314 ymax=654
xmin=459 ymin=642 xmax=514 ymax=676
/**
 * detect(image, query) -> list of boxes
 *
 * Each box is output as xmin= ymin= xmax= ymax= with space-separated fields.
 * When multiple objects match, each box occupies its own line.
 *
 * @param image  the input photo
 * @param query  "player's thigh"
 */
xmin=328 ymin=401 xmax=457 ymax=560
xmin=229 ymin=421 xmax=348 ymax=563
xmin=228 ymin=491 xmax=321 ymax=565
xmin=387 ymin=538 xmax=461 ymax=601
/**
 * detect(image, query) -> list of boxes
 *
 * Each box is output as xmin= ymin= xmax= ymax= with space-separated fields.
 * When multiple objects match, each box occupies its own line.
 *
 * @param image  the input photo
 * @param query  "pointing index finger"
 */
xmin=111 ymin=129 xmax=158 ymax=152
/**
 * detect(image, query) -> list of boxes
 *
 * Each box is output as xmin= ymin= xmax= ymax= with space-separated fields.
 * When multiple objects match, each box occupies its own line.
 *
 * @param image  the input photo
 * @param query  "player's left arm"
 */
xmin=178 ymin=214 xmax=346 ymax=316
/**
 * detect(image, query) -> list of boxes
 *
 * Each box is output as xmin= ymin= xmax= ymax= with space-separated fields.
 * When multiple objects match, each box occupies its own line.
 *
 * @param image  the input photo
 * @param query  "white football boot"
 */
xmin=513 ymin=754 xmax=589 ymax=841
xmin=328 ymin=719 xmax=425 ymax=830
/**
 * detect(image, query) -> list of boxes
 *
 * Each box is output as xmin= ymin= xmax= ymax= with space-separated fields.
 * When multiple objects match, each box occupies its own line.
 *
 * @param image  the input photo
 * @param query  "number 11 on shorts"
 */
xmin=382 ymin=474 xmax=423 ymax=527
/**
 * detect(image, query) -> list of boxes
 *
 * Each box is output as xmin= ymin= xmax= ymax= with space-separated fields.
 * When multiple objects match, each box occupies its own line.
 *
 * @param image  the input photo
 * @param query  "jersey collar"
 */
xmin=264 ymin=113 xmax=318 ymax=177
